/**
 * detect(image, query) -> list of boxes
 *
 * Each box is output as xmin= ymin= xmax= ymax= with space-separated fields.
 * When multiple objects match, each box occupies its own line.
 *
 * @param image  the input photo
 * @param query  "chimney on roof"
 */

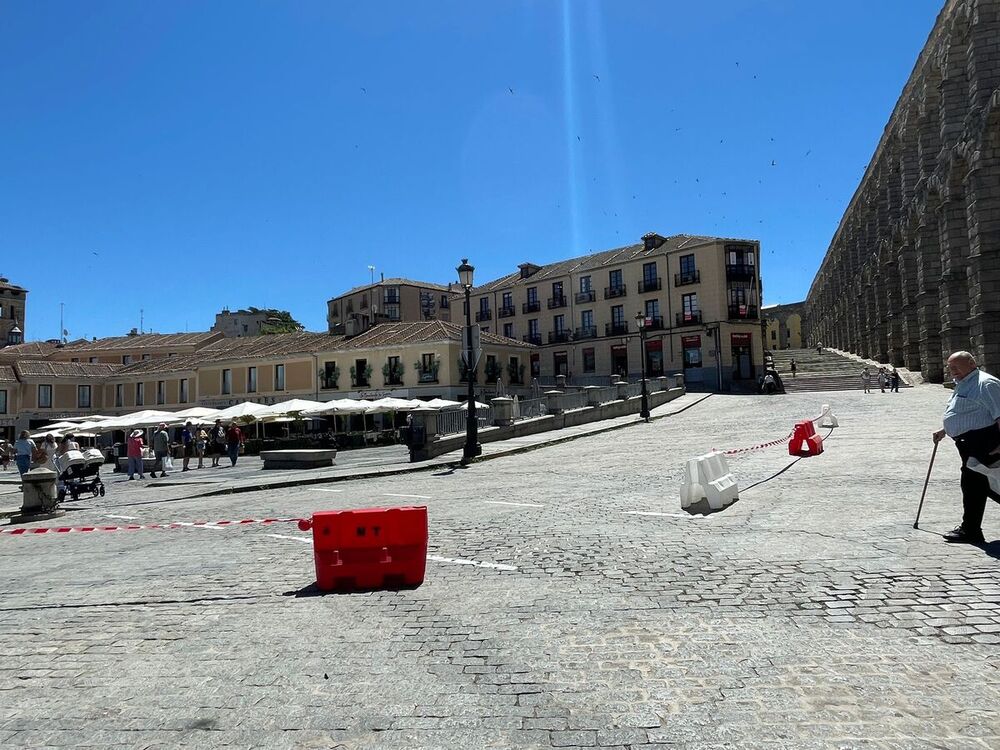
xmin=380 ymin=272 xmax=384 ymax=282
xmin=642 ymin=233 xmax=666 ymax=251
xmin=518 ymin=263 xmax=541 ymax=279
xmin=128 ymin=327 xmax=138 ymax=336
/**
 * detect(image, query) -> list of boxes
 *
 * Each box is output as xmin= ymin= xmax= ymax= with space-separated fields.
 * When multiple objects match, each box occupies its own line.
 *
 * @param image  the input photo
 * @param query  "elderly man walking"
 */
xmin=932 ymin=351 xmax=1000 ymax=544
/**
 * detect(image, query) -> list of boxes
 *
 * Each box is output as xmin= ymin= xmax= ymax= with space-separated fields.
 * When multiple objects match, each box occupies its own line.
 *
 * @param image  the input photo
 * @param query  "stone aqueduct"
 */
xmin=804 ymin=0 xmax=1000 ymax=382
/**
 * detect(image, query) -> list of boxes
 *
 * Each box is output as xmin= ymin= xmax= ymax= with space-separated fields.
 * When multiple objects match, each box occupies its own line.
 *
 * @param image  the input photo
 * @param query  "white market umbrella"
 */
xmin=64 ymin=415 xmax=113 ymax=422
xmin=36 ymin=421 xmax=78 ymax=432
xmin=460 ymin=400 xmax=491 ymax=410
xmin=212 ymin=402 xmax=271 ymax=424
xmin=364 ymin=397 xmax=423 ymax=414
xmin=424 ymin=398 xmax=462 ymax=410
xmin=95 ymin=410 xmax=174 ymax=431
xmin=172 ymin=406 xmax=222 ymax=420
xmin=255 ymin=399 xmax=325 ymax=421
xmin=302 ymin=399 xmax=369 ymax=416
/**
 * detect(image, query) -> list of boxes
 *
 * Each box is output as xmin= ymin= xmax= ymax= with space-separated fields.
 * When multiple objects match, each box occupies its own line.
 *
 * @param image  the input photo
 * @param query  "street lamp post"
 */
xmin=635 ymin=312 xmax=650 ymax=422
xmin=457 ymin=258 xmax=481 ymax=464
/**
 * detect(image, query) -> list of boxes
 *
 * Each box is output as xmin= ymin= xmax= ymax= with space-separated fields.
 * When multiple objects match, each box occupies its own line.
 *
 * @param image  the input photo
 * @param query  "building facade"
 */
xmin=459 ymin=233 xmax=763 ymax=391
xmin=211 ymin=309 xmax=272 ymax=337
xmin=327 ymin=278 xmax=453 ymax=335
xmin=2 ymin=323 xmax=534 ymax=436
xmin=763 ymin=302 xmax=805 ymax=350
xmin=0 ymin=277 xmax=27 ymax=347
xmin=804 ymin=0 xmax=1000 ymax=381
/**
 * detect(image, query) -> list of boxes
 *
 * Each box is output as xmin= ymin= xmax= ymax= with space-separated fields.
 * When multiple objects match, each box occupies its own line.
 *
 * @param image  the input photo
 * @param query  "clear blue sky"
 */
xmin=2 ymin=0 xmax=943 ymax=341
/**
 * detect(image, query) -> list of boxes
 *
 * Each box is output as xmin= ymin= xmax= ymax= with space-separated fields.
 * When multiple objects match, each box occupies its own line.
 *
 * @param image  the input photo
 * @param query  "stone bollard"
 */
xmin=656 ymin=376 xmax=669 ymax=392
xmin=584 ymin=385 xmax=603 ymax=407
xmin=406 ymin=409 xmax=439 ymax=462
xmin=616 ymin=381 xmax=629 ymax=401
xmin=672 ymin=372 xmax=684 ymax=389
xmin=555 ymin=374 xmax=567 ymax=390
xmin=12 ymin=468 xmax=64 ymax=524
xmin=544 ymin=389 xmax=565 ymax=415
xmin=491 ymin=396 xmax=514 ymax=426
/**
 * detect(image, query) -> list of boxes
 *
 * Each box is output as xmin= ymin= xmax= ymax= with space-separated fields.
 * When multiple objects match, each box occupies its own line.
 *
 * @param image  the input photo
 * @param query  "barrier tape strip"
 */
xmin=715 ymin=430 xmax=794 ymax=456
xmin=0 ymin=517 xmax=305 ymax=536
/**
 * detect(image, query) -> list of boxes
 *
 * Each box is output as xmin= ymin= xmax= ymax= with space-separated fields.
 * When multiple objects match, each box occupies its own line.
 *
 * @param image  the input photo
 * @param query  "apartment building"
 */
xmin=460 ymin=232 xmax=764 ymax=391
xmin=327 ymin=278 xmax=453 ymax=335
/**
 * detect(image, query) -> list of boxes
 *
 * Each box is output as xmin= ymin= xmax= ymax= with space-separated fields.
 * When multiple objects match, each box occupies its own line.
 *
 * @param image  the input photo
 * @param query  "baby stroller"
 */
xmin=55 ymin=448 xmax=106 ymax=502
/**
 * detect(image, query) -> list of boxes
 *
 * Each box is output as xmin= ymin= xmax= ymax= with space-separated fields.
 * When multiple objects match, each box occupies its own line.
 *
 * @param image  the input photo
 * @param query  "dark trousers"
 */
xmin=954 ymin=423 xmax=1000 ymax=531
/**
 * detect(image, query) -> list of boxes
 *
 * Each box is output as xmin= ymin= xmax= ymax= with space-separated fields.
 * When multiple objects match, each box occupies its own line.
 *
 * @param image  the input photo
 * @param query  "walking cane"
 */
xmin=913 ymin=441 xmax=940 ymax=529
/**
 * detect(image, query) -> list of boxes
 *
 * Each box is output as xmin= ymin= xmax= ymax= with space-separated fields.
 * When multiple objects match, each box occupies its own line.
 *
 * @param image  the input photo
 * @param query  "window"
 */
xmin=38 ymin=384 xmax=52 ymax=408
xmin=527 ymin=287 xmax=538 ymax=303
xmin=552 ymin=281 xmax=563 ymax=297
xmin=115 ymin=383 xmax=124 ymax=408
xmin=361 ymin=293 xmax=368 ymax=309
xmin=331 ymin=303 xmax=339 ymax=318
xmin=321 ymin=362 xmax=336 ymax=389
xmin=581 ymin=310 xmax=593 ymax=329
xmin=642 ymin=262 xmax=657 ymax=284
xmin=275 ymin=364 xmax=285 ymax=390
xmin=78 ymin=385 xmax=91 ymax=409
xmin=502 ymin=291 xmax=512 ymax=309
xmin=386 ymin=355 xmax=402 ymax=385
xmin=440 ymin=294 xmax=449 ymax=309
xmin=579 ymin=276 xmax=591 ymax=293
xmin=553 ymin=314 xmax=565 ymax=332
xmin=222 ymin=369 xmax=232 ymax=395
xmin=122 ymin=355 xmax=132 ymax=365
xmin=611 ymin=305 xmax=624 ymax=325
xmin=528 ymin=319 xmax=539 ymax=336
xmin=156 ymin=381 xmax=166 ymax=405
xmin=180 ymin=378 xmax=189 ymax=403
xmin=142 ymin=354 xmax=151 ymax=361
xmin=682 ymin=293 xmax=699 ymax=322
xmin=89 ymin=357 xmax=98 ymax=364
xmin=242 ymin=324 xmax=248 ymax=334
xmin=71 ymin=357 xmax=79 ymax=363
xmin=353 ymin=359 xmax=368 ymax=387
xmin=136 ymin=382 xmax=144 ymax=406
xmin=384 ymin=286 xmax=400 ymax=304
xmin=645 ymin=299 xmax=660 ymax=319
xmin=248 ymin=366 xmax=257 ymax=393
xmin=479 ymin=297 xmax=489 ymax=314
xmin=583 ymin=348 xmax=596 ymax=373
xmin=346 ymin=299 xmax=354 ymax=314
xmin=771 ymin=329 xmax=777 ymax=341
xmin=0 ymin=389 xmax=6 ymax=414
xmin=509 ymin=356 xmax=521 ymax=384
xmin=680 ymin=254 xmax=696 ymax=276
xmin=419 ymin=353 xmax=436 ymax=382
xmin=609 ymin=269 xmax=623 ymax=288
xmin=503 ymin=323 xmax=513 ymax=338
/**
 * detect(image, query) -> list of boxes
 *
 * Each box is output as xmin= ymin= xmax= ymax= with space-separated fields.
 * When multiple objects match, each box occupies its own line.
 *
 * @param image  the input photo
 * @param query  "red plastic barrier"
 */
xmin=788 ymin=419 xmax=824 ymax=457
xmin=298 ymin=506 xmax=428 ymax=591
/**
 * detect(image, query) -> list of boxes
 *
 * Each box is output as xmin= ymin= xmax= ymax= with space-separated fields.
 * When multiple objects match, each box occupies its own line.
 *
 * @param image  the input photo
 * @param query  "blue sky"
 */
xmin=3 ymin=0 xmax=943 ymax=340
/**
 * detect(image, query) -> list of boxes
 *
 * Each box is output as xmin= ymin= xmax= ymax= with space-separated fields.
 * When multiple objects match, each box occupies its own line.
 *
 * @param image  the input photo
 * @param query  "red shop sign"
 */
xmin=681 ymin=335 xmax=701 ymax=348
xmin=731 ymin=333 xmax=752 ymax=345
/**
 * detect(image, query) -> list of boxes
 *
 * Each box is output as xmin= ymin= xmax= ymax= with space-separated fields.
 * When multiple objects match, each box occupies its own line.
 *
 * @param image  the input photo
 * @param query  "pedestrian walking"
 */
xmin=181 ymin=421 xmax=194 ymax=472
xmin=126 ymin=429 xmax=145 ymax=480
xmin=196 ymin=428 xmax=208 ymax=469
xmin=0 ymin=440 xmax=10 ymax=471
xmin=225 ymin=422 xmax=243 ymax=467
xmin=150 ymin=423 xmax=170 ymax=478
xmin=790 ymin=359 xmax=797 ymax=378
xmin=861 ymin=367 xmax=871 ymax=393
xmin=209 ymin=419 xmax=226 ymax=467
xmin=13 ymin=430 xmax=35 ymax=479
xmin=931 ymin=351 xmax=1000 ymax=544
xmin=891 ymin=369 xmax=901 ymax=393
xmin=40 ymin=433 xmax=58 ymax=471
xmin=878 ymin=367 xmax=887 ymax=393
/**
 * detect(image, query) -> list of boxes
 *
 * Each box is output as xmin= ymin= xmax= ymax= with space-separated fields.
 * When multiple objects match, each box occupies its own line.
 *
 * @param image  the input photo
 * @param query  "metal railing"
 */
xmin=638 ymin=277 xmax=661 ymax=293
xmin=498 ymin=305 xmax=516 ymax=318
xmin=437 ymin=407 xmax=493 ymax=436
xmin=604 ymin=285 xmax=627 ymax=299
xmin=523 ymin=333 xmax=542 ymax=345
xmin=512 ymin=397 xmax=547 ymax=420
xmin=548 ymin=330 xmax=571 ymax=343
xmin=522 ymin=300 xmax=540 ymax=314
xmin=475 ymin=309 xmax=492 ymax=322
xmin=575 ymin=290 xmax=595 ymax=303
xmin=606 ymin=322 xmax=629 ymax=336
xmin=728 ymin=304 xmax=759 ymax=320
xmin=547 ymin=295 xmax=567 ymax=309
xmin=676 ymin=312 xmax=701 ymax=326
xmin=575 ymin=326 xmax=597 ymax=339
xmin=560 ymin=390 xmax=590 ymax=410
xmin=675 ymin=270 xmax=700 ymax=286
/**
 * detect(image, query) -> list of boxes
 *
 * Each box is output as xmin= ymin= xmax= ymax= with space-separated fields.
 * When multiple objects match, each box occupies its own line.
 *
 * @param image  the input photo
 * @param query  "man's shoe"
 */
xmin=943 ymin=526 xmax=985 ymax=544
xmin=160 ymin=472 xmax=169 ymax=477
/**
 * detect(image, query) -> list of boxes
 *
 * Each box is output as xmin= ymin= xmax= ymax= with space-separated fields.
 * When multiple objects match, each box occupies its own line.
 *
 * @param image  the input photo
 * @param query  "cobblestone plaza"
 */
xmin=1 ymin=386 xmax=998 ymax=749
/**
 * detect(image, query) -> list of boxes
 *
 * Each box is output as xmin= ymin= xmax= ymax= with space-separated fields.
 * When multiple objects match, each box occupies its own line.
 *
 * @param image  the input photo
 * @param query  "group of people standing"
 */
xmin=125 ymin=419 xmax=244 ymax=480
xmin=861 ymin=366 xmax=901 ymax=394
xmin=8 ymin=430 xmax=81 ymax=480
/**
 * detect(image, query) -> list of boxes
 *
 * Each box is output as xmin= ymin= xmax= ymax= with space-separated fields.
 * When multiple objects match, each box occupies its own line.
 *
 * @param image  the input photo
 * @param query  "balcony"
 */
xmin=523 ymin=300 xmax=540 ymax=314
xmin=604 ymin=285 xmax=627 ymax=299
xmin=320 ymin=378 xmax=339 ymax=390
xmin=675 ymin=270 xmax=701 ymax=286
xmin=575 ymin=290 xmax=596 ymax=304
xmin=726 ymin=264 xmax=756 ymax=282
xmin=605 ymin=322 xmax=629 ymax=336
xmin=728 ymin=304 xmax=759 ymax=320
xmin=676 ymin=312 xmax=702 ymax=327
xmin=547 ymin=295 xmax=567 ymax=309
xmin=574 ymin=326 xmax=597 ymax=339
xmin=475 ymin=309 xmax=492 ymax=322
xmin=644 ymin=316 xmax=665 ymax=331
xmin=417 ymin=370 xmax=439 ymax=383
xmin=523 ymin=333 xmax=542 ymax=345
xmin=498 ymin=305 xmax=516 ymax=318
xmin=638 ymin=277 xmax=661 ymax=293
xmin=548 ymin=330 xmax=571 ymax=344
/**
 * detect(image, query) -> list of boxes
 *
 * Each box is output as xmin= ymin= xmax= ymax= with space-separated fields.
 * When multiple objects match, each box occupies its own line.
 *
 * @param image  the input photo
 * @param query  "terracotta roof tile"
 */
xmin=0 ymin=365 xmax=16 ymax=383
xmin=0 ymin=341 xmax=59 ymax=361
xmin=14 ymin=360 xmax=122 ymax=379
xmin=335 ymin=321 xmax=533 ymax=350
xmin=60 ymin=331 xmax=223 ymax=353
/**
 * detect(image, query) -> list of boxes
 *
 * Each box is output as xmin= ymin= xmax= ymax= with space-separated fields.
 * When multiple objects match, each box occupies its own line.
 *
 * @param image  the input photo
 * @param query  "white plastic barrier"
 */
xmin=815 ymin=403 xmax=839 ymax=429
xmin=680 ymin=451 xmax=739 ymax=513
xmin=967 ymin=457 xmax=1000 ymax=495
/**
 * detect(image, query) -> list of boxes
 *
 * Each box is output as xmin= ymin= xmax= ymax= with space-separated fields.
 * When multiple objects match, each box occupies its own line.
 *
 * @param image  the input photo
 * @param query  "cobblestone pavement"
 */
xmin=1 ymin=386 xmax=998 ymax=749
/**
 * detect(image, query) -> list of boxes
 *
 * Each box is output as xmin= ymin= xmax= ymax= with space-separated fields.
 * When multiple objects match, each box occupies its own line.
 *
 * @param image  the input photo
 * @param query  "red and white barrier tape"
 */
xmin=714 ymin=430 xmax=794 ymax=456
xmin=0 ymin=517 xmax=305 ymax=536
